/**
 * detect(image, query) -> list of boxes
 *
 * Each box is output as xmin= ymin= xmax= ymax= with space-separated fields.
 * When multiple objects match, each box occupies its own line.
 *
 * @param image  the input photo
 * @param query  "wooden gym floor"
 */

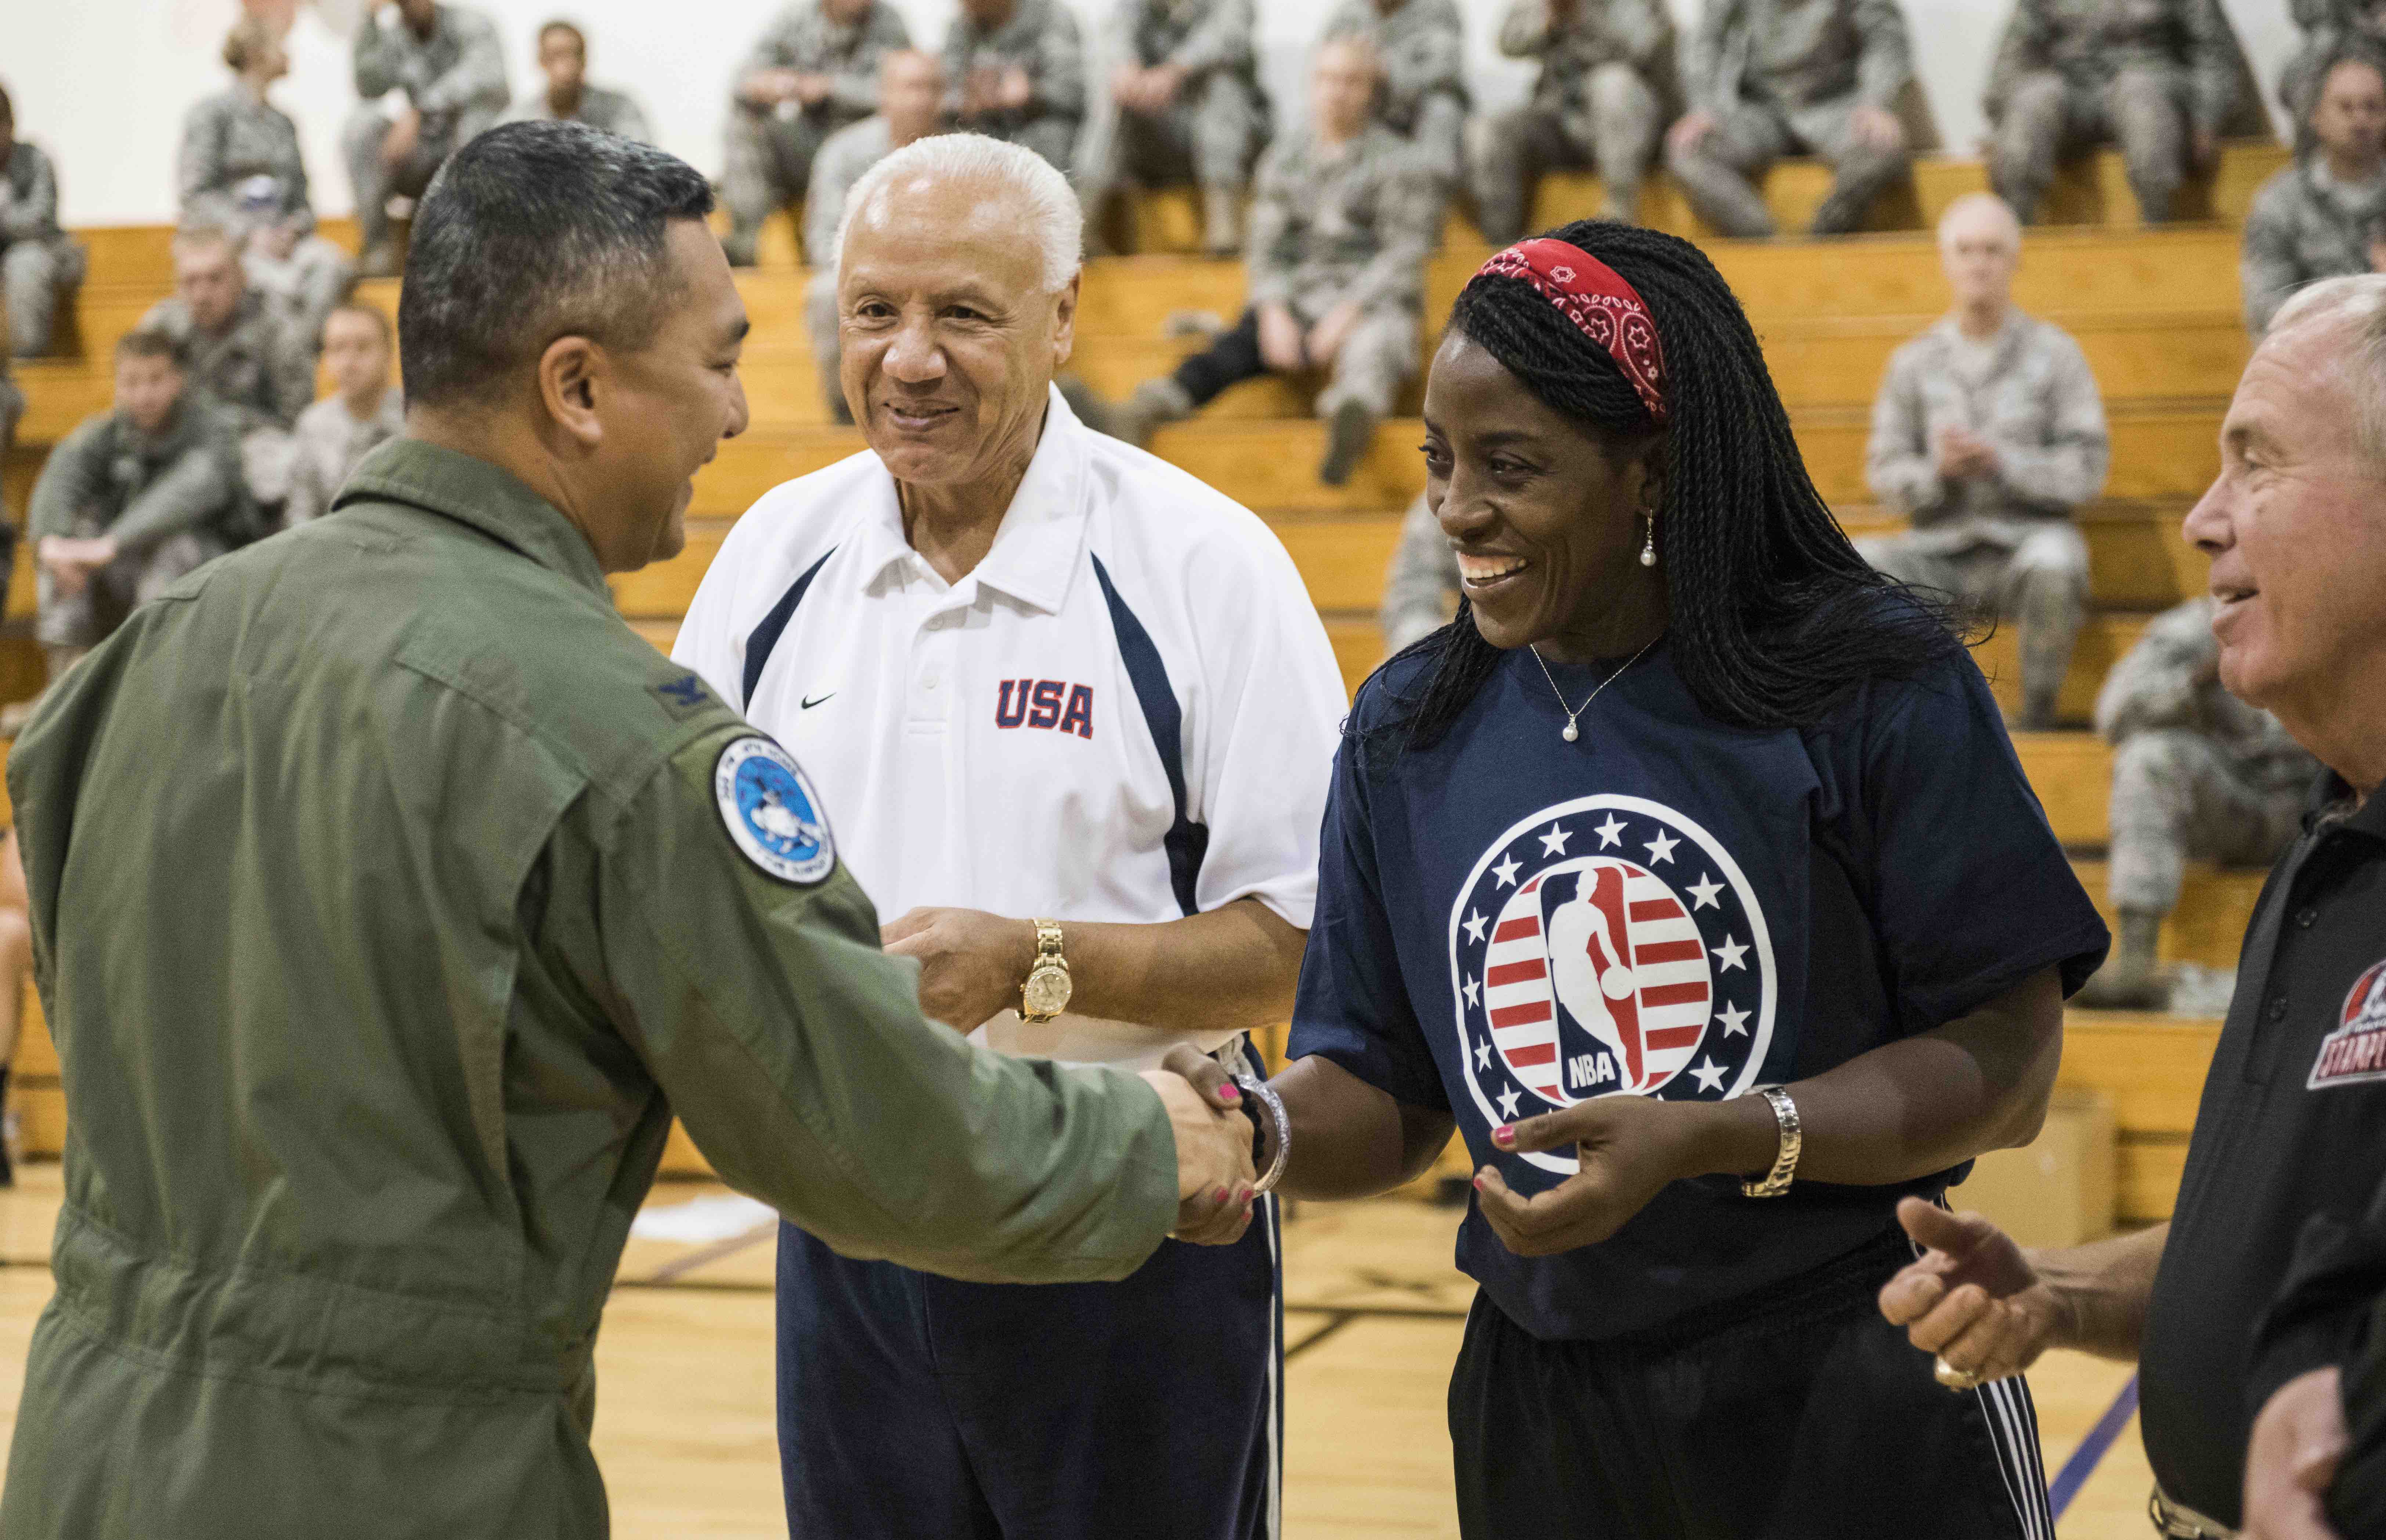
xmin=0 ymin=1165 xmax=2156 ymax=1537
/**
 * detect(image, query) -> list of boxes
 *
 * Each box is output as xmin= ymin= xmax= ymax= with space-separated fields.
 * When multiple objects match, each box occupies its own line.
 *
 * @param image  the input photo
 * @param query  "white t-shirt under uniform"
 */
xmin=673 ymin=388 xmax=1348 ymax=1070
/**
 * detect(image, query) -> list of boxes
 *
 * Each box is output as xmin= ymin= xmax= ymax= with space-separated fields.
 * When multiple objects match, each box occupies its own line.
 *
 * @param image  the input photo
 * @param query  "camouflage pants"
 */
xmin=1667 ymin=94 xmax=1910 ymax=238
xmin=1474 ymin=66 xmax=1664 ymax=244
xmin=2106 ymin=729 xmax=2306 ymax=915
xmin=1855 ymin=521 xmax=2088 ymax=718
xmin=341 ymin=107 xmax=489 ymax=252
xmin=722 ymin=106 xmax=839 ymax=256
xmin=803 ymin=270 xmax=847 ymax=422
xmin=1081 ymin=71 xmax=1266 ymax=204
xmin=1172 ymin=301 xmax=1418 ymax=420
xmin=3 ymin=235 xmax=85 ymax=358
xmin=1401 ymin=91 xmax=1469 ymax=191
xmin=36 ymin=520 xmax=227 ymax=650
xmin=964 ymin=114 xmax=1085 ymax=181
xmin=1991 ymin=67 xmax=2190 ymax=224
xmin=245 ymin=236 xmax=358 ymax=349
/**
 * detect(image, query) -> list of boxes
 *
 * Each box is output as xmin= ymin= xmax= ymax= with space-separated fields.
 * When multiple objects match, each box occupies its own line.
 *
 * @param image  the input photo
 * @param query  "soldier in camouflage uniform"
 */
xmin=803 ymin=51 xmax=949 ymax=423
xmin=2073 ymin=597 xmax=2319 ymax=1007
xmin=1321 ymin=0 xmax=1468 ymax=192
xmin=1475 ymin=0 xmax=1682 ymax=241
xmin=1078 ymin=0 xmax=1269 ymax=256
xmin=1667 ymin=0 xmax=1916 ymax=238
xmin=24 ymin=331 xmax=246 ymax=695
xmin=141 ymin=226 xmax=317 ymax=517
xmin=1861 ymin=194 xmax=2108 ymax=731
xmin=945 ymin=0 xmax=1088 ymax=176
xmin=1984 ymin=0 xmax=2239 ymax=226
xmin=1379 ymin=491 xmax=1457 ymax=655
xmin=0 ymin=88 xmax=86 ymax=360
xmin=1111 ymin=36 xmax=1439 ymax=486
xmin=342 ymin=0 xmax=509 ymax=275
xmin=2282 ymin=0 xmax=2386 ymax=122
xmin=722 ymin=0 xmax=912 ymax=267
xmin=183 ymin=19 xmax=355 ymax=347
xmin=2243 ymin=54 xmax=2386 ymax=335
xmin=498 ymin=20 xmax=654 ymax=144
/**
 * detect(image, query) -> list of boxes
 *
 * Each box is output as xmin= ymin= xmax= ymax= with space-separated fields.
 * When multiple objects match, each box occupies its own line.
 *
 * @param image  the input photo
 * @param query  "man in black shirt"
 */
xmin=1877 ymin=270 xmax=2386 ymax=1537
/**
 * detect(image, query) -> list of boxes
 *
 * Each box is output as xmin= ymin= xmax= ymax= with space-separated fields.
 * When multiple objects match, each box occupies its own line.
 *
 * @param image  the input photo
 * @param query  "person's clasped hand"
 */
xmin=1142 ymin=1044 xmax=1257 ymax=1245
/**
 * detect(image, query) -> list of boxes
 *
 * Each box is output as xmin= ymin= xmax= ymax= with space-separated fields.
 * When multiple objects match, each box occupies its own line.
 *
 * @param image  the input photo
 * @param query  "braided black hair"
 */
xmin=1386 ymin=219 xmax=1965 ymax=752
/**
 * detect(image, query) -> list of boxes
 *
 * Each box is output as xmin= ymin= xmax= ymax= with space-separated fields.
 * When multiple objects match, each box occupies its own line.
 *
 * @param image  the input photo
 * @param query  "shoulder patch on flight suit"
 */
xmin=653 ymin=670 xmax=716 ymax=719
xmin=714 ymin=736 xmax=837 ymax=885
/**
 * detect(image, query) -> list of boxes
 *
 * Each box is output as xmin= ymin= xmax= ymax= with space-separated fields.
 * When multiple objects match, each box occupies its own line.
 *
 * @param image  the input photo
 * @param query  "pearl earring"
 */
xmin=1639 ymin=513 xmax=1657 ymax=568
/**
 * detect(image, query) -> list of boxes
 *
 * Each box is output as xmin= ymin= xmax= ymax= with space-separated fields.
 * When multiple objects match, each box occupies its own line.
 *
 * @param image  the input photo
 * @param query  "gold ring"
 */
xmin=1933 ymin=1356 xmax=1982 ymax=1392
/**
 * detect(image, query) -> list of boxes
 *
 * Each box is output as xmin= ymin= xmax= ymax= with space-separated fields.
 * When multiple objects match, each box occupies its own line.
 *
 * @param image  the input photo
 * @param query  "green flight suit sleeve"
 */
xmin=586 ymin=724 xmax=1182 ymax=1284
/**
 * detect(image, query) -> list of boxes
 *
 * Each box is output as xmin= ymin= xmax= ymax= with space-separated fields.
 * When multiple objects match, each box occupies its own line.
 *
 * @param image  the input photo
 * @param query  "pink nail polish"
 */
xmin=1492 ymin=1125 xmax=1515 ymax=1147
xmin=1213 ymin=1186 xmax=1229 ymax=1203
xmin=1473 ymin=1173 xmax=1488 ymax=1191
xmin=1218 ymin=1083 xmax=1241 ymax=1102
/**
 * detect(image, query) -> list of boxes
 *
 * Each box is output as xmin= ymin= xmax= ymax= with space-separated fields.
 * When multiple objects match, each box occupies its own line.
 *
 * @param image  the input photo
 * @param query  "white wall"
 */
xmin=0 ymin=0 xmax=2306 ymax=229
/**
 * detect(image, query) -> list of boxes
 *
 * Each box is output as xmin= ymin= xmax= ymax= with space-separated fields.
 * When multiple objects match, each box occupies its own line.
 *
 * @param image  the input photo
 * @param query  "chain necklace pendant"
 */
xmin=1532 ymin=635 xmax=1658 ymax=748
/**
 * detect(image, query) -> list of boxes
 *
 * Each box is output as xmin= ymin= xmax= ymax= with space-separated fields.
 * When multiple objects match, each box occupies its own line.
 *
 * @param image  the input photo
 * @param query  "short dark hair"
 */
xmin=115 ymin=329 xmax=183 ymax=368
xmin=397 ymin=120 xmax=715 ymax=408
xmin=327 ymin=300 xmax=394 ymax=346
xmin=538 ymin=19 xmax=587 ymax=51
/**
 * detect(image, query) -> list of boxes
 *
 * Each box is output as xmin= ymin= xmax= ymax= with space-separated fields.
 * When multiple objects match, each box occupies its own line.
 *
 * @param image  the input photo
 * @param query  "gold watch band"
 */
xmin=1020 ymin=918 xmax=1071 ymax=1024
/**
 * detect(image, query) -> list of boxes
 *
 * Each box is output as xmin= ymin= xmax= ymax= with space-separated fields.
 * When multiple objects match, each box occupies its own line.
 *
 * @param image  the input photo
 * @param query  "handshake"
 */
xmin=1138 ymin=1045 xmax=1284 ymax=1246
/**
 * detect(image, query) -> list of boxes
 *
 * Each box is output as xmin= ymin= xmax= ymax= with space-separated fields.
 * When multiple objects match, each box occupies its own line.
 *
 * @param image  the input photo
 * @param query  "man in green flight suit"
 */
xmin=0 ymin=120 xmax=1257 ymax=1539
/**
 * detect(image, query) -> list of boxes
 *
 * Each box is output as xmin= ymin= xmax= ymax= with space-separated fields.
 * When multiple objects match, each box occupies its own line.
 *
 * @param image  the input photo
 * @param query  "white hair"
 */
xmin=2267 ymin=273 xmax=2386 ymax=462
xmin=832 ymin=133 xmax=1082 ymax=293
xmin=1935 ymin=191 xmax=2020 ymax=249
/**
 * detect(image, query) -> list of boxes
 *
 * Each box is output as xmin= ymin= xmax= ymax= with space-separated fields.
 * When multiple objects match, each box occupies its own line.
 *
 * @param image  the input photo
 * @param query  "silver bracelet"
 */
xmin=1741 ymin=1086 xmax=1802 ymax=1199
xmin=1231 ymin=1072 xmax=1291 ymax=1197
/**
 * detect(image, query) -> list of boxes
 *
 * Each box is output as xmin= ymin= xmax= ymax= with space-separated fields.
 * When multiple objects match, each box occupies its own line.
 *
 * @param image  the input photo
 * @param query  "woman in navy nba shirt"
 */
xmin=1245 ymin=222 xmax=2112 ymax=1537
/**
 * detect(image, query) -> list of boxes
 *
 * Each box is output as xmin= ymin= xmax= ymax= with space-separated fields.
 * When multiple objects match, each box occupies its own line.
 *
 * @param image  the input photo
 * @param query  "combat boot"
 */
xmin=1201 ymin=186 xmax=1244 ymax=257
xmin=1109 ymin=378 xmax=1195 ymax=449
xmin=2074 ymin=909 xmax=2171 ymax=1009
xmin=1320 ymin=399 xmax=1379 ymax=487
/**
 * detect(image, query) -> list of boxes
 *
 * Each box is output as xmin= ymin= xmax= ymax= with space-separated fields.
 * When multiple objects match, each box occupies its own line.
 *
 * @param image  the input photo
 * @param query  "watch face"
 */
xmin=1023 ymin=965 xmax=1072 ymax=1018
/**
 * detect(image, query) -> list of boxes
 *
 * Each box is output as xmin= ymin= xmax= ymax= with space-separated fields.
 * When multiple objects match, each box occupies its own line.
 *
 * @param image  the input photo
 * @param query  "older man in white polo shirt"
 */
xmin=674 ymin=134 xmax=1344 ymax=1540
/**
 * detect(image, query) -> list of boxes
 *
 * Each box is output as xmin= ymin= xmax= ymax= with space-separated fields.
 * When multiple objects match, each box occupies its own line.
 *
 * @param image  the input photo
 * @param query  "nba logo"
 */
xmin=1451 ymin=794 xmax=1778 ymax=1175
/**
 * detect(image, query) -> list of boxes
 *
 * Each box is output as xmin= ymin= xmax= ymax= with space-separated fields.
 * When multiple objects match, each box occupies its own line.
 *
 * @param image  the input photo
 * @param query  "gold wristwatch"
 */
xmin=1020 ymin=919 xmax=1072 ymax=1023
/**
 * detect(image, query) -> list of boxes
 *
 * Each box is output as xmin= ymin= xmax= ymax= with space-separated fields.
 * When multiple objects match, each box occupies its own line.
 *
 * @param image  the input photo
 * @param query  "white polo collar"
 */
xmin=848 ymin=384 xmax=1092 ymax=616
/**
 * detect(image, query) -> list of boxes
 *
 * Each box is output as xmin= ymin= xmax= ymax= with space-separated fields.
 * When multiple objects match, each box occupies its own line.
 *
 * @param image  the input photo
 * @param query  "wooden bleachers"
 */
xmin=0 ymin=147 xmax=2279 ymax=1213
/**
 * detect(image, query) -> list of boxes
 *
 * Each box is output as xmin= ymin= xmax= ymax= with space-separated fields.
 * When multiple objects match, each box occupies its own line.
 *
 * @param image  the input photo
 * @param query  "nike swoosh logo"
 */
xmin=801 ymin=692 xmax=835 ymax=710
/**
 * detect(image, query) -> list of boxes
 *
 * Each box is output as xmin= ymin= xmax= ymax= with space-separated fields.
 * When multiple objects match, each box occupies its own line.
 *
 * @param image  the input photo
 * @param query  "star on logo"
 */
xmin=1462 ymin=909 xmax=1488 ymax=945
xmin=1463 ymin=975 xmax=1481 ymax=1009
xmin=1718 ymin=1001 xmax=1751 ymax=1037
xmin=1538 ymin=823 xmax=1572 ymax=857
xmin=1474 ymin=1037 xmax=1492 ymax=1072
xmin=1496 ymin=1085 xmax=1523 ymax=1121
xmin=1493 ymin=852 xmax=1522 ymax=888
xmin=1593 ymin=814 xmax=1627 ymax=848
xmin=1687 ymin=873 xmax=1723 ymax=910
xmin=1713 ymin=935 xmax=1749 ymax=973
xmin=1687 ymin=1057 xmax=1727 ymax=1093
xmin=1644 ymin=830 xmax=1679 ymax=865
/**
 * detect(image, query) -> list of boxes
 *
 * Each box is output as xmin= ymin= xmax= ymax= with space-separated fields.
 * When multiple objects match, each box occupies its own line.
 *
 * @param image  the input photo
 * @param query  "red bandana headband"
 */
xmin=1474 ymin=239 xmax=1669 ymax=423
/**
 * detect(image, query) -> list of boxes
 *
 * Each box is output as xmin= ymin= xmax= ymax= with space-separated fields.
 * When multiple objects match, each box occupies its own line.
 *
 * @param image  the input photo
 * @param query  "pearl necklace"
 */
xmin=1528 ymin=636 xmax=1657 ymax=744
